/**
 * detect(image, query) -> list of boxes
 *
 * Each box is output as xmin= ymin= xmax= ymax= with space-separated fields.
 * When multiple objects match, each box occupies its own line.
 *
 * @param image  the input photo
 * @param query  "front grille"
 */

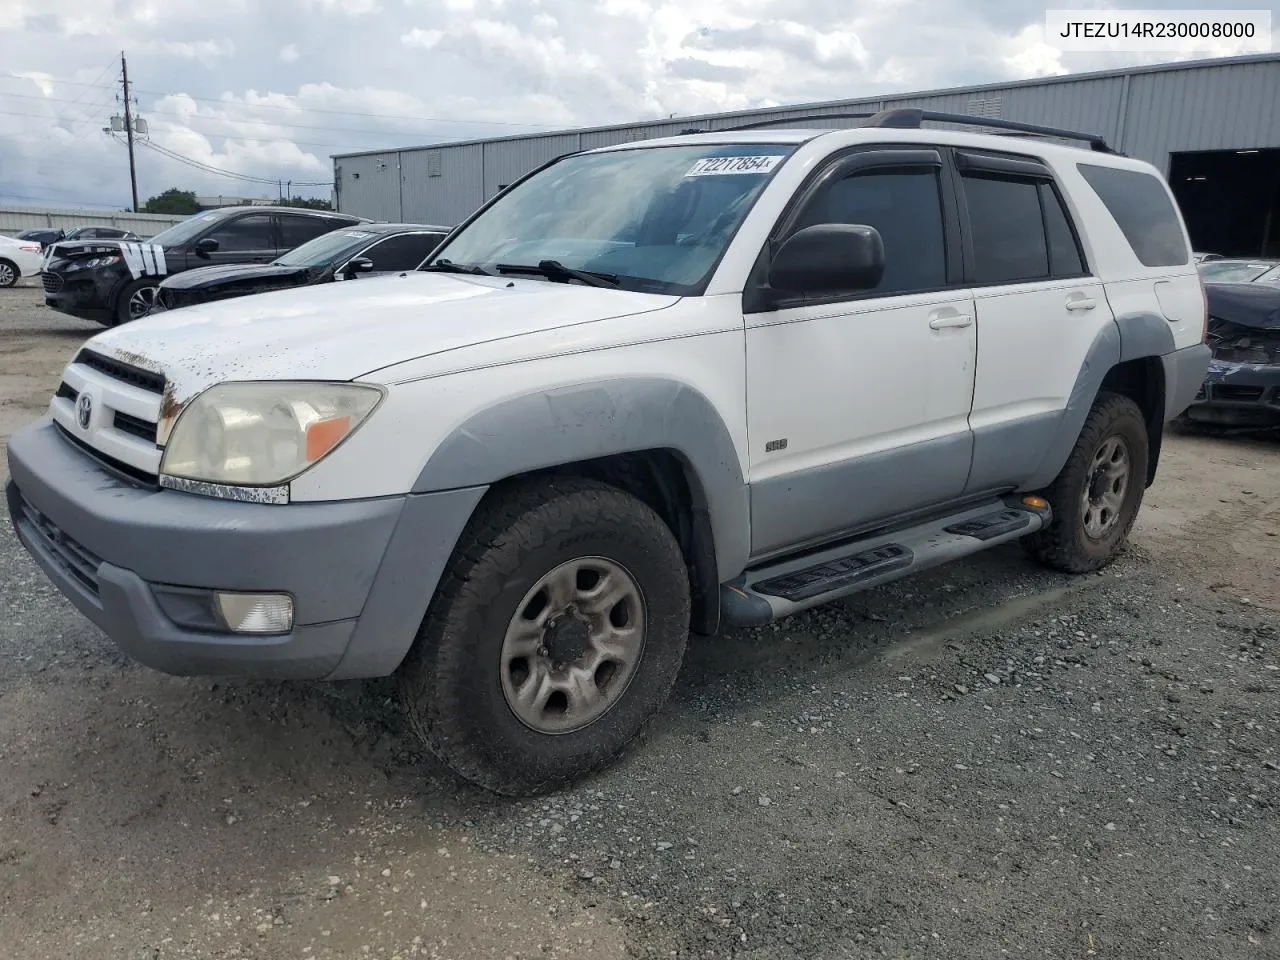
xmin=42 ymin=272 xmax=64 ymax=294
xmin=113 ymin=410 xmax=158 ymax=443
xmin=74 ymin=349 xmax=165 ymax=395
xmin=55 ymin=422 xmax=159 ymax=488
xmin=18 ymin=492 xmax=102 ymax=596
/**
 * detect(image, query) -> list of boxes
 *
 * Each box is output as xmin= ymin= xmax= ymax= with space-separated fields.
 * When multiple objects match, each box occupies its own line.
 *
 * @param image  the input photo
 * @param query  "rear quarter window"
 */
xmin=1076 ymin=163 xmax=1189 ymax=268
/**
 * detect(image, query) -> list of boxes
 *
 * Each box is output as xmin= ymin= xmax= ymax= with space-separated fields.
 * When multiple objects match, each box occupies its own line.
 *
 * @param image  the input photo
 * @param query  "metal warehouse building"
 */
xmin=333 ymin=52 xmax=1280 ymax=258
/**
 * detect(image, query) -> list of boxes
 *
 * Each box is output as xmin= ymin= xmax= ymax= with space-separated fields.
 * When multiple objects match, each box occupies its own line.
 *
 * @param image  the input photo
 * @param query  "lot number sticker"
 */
xmin=685 ymin=155 xmax=784 ymax=177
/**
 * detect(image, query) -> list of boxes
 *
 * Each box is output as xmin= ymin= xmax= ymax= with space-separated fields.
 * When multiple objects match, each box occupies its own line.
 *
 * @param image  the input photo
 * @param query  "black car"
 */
xmin=153 ymin=222 xmax=451 ymax=313
xmin=14 ymin=228 xmax=65 ymax=249
xmin=1179 ymin=279 xmax=1280 ymax=431
xmin=40 ymin=205 xmax=370 ymax=326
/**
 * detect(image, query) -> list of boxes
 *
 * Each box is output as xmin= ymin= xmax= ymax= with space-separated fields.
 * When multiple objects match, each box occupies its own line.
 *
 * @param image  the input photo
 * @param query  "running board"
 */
xmin=720 ymin=496 xmax=1052 ymax=626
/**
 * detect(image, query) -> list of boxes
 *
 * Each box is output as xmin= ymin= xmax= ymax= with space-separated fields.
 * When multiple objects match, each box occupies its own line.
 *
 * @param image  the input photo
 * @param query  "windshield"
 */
xmin=426 ymin=142 xmax=797 ymax=294
xmin=1257 ymin=265 xmax=1280 ymax=284
xmin=147 ymin=210 xmax=233 ymax=248
xmin=274 ymin=228 xmax=378 ymax=267
xmin=1198 ymin=260 xmax=1278 ymax=283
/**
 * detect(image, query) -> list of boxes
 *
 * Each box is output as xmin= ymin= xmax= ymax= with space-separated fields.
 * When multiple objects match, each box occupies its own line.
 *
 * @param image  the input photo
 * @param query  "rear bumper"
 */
xmin=1161 ymin=342 xmax=1214 ymax=421
xmin=1179 ymin=356 xmax=1280 ymax=428
xmin=7 ymin=419 xmax=485 ymax=679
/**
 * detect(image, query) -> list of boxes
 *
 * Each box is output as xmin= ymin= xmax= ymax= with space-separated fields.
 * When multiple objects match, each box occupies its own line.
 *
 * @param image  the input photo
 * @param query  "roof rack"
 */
xmin=716 ymin=107 xmax=1117 ymax=153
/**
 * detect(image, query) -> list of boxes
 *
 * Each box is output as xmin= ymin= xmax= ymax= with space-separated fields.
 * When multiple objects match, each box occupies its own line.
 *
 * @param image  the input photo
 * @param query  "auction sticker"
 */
xmin=685 ymin=155 xmax=784 ymax=177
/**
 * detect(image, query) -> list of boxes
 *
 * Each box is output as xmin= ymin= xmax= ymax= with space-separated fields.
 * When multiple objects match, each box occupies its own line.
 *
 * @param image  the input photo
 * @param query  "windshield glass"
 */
xmin=427 ymin=142 xmax=797 ymax=294
xmin=1256 ymin=265 xmax=1280 ymax=284
xmin=1198 ymin=260 xmax=1277 ymax=283
xmin=147 ymin=210 xmax=233 ymax=248
xmin=274 ymin=228 xmax=378 ymax=267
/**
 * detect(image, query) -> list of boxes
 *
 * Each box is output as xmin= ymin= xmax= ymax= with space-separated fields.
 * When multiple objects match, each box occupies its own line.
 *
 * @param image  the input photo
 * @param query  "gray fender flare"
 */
xmin=412 ymin=377 xmax=752 ymax=581
xmin=1023 ymin=313 xmax=1175 ymax=490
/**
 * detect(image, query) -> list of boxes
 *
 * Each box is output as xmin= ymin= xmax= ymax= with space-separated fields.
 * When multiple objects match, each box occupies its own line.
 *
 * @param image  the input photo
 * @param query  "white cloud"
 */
xmin=0 ymin=0 xmax=1256 ymax=211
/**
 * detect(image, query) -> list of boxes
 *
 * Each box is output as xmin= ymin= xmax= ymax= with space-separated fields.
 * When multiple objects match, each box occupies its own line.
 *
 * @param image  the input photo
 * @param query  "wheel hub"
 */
xmin=543 ymin=609 xmax=590 ymax=664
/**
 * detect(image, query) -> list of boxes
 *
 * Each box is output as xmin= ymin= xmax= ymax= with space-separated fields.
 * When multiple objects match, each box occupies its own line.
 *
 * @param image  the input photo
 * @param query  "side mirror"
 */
xmin=195 ymin=237 xmax=220 ymax=256
xmin=342 ymin=257 xmax=375 ymax=277
xmin=767 ymin=223 xmax=885 ymax=297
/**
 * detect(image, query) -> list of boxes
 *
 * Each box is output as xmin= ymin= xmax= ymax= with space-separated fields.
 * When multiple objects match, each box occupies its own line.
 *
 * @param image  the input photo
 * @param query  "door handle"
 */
xmin=928 ymin=311 xmax=974 ymax=330
xmin=1066 ymin=297 xmax=1096 ymax=311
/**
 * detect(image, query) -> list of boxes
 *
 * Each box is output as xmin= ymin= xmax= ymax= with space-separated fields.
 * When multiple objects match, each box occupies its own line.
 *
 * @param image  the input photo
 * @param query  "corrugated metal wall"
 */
xmin=336 ymin=56 xmax=1280 ymax=224
xmin=0 ymin=206 xmax=185 ymax=236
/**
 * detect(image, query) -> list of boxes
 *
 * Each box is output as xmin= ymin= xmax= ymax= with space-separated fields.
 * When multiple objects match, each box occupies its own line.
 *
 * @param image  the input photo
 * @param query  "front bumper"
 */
xmin=1179 ymin=357 xmax=1280 ymax=428
xmin=7 ymin=419 xmax=485 ymax=680
xmin=42 ymin=269 xmax=119 ymax=323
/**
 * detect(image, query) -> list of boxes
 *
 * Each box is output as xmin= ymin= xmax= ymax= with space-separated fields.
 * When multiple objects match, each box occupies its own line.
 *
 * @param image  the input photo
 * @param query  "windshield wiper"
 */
xmin=495 ymin=260 xmax=620 ymax=289
xmin=423 ymin=258 xmax=494 ymax=276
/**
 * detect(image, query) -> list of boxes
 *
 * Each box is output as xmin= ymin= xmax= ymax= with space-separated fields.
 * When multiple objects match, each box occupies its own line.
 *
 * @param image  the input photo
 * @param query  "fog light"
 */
xmin=214 ymin=592 xmax=294 ymax=635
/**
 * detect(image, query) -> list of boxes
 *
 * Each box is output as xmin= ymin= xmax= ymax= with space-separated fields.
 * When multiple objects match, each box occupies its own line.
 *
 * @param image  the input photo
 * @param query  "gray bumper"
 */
xmin=1161 ymin=342 xmax=1213 ymax=421
xmin=6 ymin=419 xmax=485 ymax=680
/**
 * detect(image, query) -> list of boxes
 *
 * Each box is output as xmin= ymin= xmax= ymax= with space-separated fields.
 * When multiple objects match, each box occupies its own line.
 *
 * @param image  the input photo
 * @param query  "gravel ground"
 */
xmin=1 ymin=280 xmax=1278 ymax=959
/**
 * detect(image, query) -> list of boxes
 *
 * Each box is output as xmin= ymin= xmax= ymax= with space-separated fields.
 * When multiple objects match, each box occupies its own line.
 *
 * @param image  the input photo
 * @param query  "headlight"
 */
xmin=160 ymin=382 xmax=384 ymax=487
xmin=76 ymin=255 xmax=122 ymax=269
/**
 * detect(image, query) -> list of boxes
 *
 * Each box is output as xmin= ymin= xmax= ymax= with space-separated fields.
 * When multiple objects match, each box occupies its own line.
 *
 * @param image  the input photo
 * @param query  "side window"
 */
xmin=962 ymin=175 xmax=1048 ymax=283
xmin=208 ymin=214 xmax=274 ymax=252
xmin=363 ymin=234 xmax=444 ymax=271
xmin=279 ymin=215 xmax=338 ymax=250
xmin=1076 ymin=163 xmax=1189 ymax=267
xmin=791 ymin=168 xmax=947 ymax=295
xmin=1040 ymin=183 xmax=1085 ymax=276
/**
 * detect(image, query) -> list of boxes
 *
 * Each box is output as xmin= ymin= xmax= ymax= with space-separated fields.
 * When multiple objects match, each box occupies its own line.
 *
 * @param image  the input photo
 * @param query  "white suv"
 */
xmin=6 ymin=110 xmax=1210 ymax=795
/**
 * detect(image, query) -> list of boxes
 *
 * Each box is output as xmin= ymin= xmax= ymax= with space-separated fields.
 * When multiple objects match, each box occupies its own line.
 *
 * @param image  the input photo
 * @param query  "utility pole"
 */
xmin=121 ymin=51 xmax=139 ymax=213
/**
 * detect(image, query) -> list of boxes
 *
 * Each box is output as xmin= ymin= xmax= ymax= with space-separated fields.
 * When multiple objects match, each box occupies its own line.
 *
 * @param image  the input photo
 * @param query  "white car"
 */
xmin=0 ymin=233 xmax=44 ymax=287
xmin=7 ymin=109 xmax=1211 ymax=796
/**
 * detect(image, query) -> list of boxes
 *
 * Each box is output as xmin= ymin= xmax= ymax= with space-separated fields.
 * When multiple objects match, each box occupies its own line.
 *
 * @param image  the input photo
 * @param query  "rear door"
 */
xmin=955 ymin=148 xmax=1115 ymax=494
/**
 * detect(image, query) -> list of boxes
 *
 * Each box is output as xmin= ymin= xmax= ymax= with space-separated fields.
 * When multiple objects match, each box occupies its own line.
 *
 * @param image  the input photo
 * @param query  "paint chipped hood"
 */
xmin=83 ymin=270 xmax=680 ymax=406
xmin=1205 ymin=281 xmax=1280 ymax=330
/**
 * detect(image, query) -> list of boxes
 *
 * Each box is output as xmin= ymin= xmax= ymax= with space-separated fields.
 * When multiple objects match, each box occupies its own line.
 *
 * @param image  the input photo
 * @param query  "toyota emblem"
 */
xmin=76 ymin=393 xmax=93 ymax=430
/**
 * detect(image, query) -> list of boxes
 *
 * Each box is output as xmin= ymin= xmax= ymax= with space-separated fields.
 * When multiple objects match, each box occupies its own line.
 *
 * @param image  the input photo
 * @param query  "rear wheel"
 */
xmin=0 ymin=259 xmax=17 ymax=288
xmin=1025 ymin=392 xmax=1149 ymax=573
xmin=115 ymin=278 xmax=159 ymax=324
xmin=398 ymin=477 xmax=691 ymax=796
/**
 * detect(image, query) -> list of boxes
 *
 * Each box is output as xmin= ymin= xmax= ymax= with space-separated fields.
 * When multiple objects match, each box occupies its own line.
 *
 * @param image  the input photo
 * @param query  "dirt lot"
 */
xmin=1 ymin=279 xmax=1278 ymax=960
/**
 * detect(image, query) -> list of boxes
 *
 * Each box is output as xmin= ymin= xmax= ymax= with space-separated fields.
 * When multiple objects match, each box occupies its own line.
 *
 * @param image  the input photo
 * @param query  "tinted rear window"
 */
xmin=1076 ymin=163 xmax=1188 ymax=268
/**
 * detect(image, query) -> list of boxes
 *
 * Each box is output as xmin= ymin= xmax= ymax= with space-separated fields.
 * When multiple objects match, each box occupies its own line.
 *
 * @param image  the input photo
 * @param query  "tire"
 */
xmin=0 ymin=259 xmax=17 ymax=288
xmin=398 ymin=476 xmax=691 ymax=796
xmin=115 ymin=278 xmax=160 ymax=324
xmin=1024 ymin=391 xmax=1149 ymax=574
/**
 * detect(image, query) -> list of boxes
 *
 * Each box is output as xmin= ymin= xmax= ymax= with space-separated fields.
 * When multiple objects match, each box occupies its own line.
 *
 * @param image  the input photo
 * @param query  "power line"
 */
xmin=115 ymin=133 xmax=332 ymax=187
xmin=0 ymin=73 xmax=565 ymax=128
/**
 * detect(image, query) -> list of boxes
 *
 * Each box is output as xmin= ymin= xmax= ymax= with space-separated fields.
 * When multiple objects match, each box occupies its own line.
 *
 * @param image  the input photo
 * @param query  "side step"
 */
xmin=721 ymin=496 xmax=1051 ymax=627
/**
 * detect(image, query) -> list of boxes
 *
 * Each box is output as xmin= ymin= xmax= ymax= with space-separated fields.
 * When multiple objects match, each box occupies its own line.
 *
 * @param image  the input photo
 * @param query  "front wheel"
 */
xmin=398 ymin=477 xmax=691 ymax=796
xmin=115 ymin=278 xmax=160 ymax=324
xmin=0 ymin=259 xmax=17 ymax=288
xmin=1024 ymin=391 xmax=1149 ymax=573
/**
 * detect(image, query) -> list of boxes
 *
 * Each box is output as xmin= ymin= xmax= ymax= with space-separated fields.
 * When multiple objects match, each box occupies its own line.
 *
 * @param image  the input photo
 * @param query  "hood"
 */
xmin=160 ymin=262 xmax=313 ymax=290
xmin=85 ymin=271 xmax=680 ymax=406
xmin=45 ymin=237 xmax=172 ymax=279
xmin=1205 ymin=282 xmax=1280 ymax=330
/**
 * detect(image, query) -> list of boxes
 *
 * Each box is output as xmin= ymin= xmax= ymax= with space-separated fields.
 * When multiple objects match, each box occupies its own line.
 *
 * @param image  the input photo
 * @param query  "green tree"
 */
xmin=143 ymin=188 xmax=200 ymax=215
xmin=281 ymin=195 xmax=333 ymax=211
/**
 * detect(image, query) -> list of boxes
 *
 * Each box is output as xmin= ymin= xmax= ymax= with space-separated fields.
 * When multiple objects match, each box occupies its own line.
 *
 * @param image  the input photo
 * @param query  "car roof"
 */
xmin=357 ymin=222 xmax=453 ymax=233
xmin=202 ymin=205 xmax=373 ymax=221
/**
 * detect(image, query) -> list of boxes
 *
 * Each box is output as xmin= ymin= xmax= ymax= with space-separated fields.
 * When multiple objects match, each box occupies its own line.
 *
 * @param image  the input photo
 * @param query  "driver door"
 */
xmin=744 ymin=147 xmax=978 ymax=558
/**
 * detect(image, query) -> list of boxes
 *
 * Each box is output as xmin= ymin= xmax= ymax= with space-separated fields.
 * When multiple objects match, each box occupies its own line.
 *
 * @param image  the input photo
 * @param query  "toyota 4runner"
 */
xmin=6 ymin=110 xmax=1211 ymax=795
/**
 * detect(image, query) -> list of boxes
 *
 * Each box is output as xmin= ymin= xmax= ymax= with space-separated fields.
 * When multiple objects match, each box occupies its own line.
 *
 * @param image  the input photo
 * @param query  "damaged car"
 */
xmin=1179 ymin=281 xmax=1280 ymax=430
xmin=39 ymin=206 xmax=369 ymax=326
xmin=152 ymin=222 xmax=451 ymax=314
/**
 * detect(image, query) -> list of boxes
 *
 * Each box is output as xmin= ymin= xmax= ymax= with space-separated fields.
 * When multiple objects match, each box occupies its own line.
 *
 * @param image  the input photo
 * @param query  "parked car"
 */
xmin=1196 ymin=257 xmax=1280 ymax=284
xmin=14 ymin=228 xmax=65 ymax=249
xmin=0 ymin=234 xmax=45 ymax=287
xmin=1178 ymin=280 xmax=1280 ymax=430
xmin=6 ymin=110 xmax=1209 ymax=796
xmin=152 ymin=222 xmax=451 ymax=314
xmin=39 ymin=206 xmax=371 ymax=326
xmin=64 ymin=226 xmax=141 ymax=241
